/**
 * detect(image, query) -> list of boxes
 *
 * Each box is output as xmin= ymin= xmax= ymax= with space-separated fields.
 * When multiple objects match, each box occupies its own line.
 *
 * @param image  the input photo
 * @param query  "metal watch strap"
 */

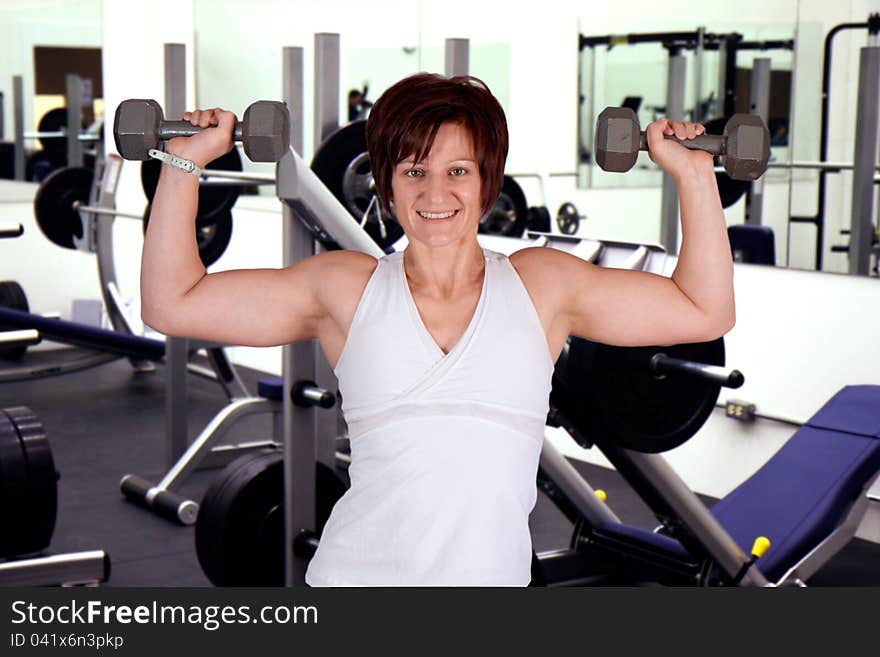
xmin=147 ymin=148 xmax=202 ymax=177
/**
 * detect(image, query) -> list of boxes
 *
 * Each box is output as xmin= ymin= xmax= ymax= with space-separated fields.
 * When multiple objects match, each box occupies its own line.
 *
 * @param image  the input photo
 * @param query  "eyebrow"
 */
xmin=397 ymin=158 xmax=476 ymax=166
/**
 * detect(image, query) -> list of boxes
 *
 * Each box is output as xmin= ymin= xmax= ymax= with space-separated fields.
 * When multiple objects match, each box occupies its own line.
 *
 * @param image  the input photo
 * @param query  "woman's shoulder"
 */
xmin=309 ymin=249 xmax=380 ymax=292
xmin=314 ymin=248 xmax=380 ymax=271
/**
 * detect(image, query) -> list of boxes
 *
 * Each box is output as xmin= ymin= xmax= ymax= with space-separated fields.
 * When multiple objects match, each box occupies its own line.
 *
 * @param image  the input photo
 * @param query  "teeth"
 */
xmin=418 ymin=210 xmax=456 ymax=220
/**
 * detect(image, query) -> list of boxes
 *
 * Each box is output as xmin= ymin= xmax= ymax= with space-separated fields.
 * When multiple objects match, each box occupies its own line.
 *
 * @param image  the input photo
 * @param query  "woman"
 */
xmin=141 ymin=73 xmax=733 ymax=586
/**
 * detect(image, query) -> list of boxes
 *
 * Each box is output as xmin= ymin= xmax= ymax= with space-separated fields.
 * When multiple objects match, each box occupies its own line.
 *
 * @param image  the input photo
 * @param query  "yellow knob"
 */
xmin=595 ymin=489 xmax=607 ymax=502
xmin=751 ymin=536 xmax=771 ymax=558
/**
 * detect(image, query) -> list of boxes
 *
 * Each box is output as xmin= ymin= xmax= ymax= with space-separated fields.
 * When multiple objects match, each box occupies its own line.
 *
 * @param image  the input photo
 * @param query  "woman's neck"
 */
xmin=402 ymin=241 xmax=485 ymax=299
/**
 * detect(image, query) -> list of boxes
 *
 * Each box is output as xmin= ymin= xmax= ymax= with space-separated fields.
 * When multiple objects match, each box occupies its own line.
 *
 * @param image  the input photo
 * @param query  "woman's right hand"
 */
xmin=166 ymin=108 xmax=237 ymax=169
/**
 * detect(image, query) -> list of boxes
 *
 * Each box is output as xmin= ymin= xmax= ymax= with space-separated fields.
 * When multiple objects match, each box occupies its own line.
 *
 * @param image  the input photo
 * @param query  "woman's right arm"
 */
xmin=140 ymin=108 xmax=361 ymax=348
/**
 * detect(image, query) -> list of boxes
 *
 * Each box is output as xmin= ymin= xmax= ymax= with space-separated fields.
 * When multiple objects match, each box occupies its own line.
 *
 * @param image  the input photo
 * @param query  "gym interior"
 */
xmin=0 ymin=0 xmax=879 ymax=588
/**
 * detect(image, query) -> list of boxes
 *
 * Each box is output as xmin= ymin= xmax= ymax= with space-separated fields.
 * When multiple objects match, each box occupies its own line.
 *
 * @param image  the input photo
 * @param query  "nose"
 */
xmin=422 ymin=173 xmax=451 ymax=205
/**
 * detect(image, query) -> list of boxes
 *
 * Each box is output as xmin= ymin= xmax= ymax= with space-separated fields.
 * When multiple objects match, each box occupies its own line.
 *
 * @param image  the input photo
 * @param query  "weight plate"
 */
xmin=7 ymin=407 xmax=58 ymax=551
xmin=716 ymin=171 xmax=750 ymax=209
xmin=551 ymin=337 xmax=725 ymax=453
xmin=0 ymin=407 xmax=57 ymax=558
xmin=33 ymin=166 xmax=93 ymax=249
xmin=195 ymin=450 xmax=347 ymax=586
xmin=25 ymin=149 xmax=66 ymax=183
xmin=37 ymin=107 xmax=83 ymax=154
xmin=527 ymin=206 xmax=552 ymax=233
xmin=311 ymin=120 xmax=404 ymax=252
xmin=141 ymin=147 xmax=243 ymax=224
xmin=0 ymin=142 xmax=14 ymax=180
xmin=0 ymin=281 xmax=30 ymax=361
xmin=480 ymin=175 xmax=528 ymax=238
xmin=556 ymin=202 xmax=581 ymax=235
xmin=340 ymin=151 xmax=374 ymax=217
xmin=143 ymin=203 xmax=233 ymax=268
xmin=0 ymin=412 xmax=30 ymax=557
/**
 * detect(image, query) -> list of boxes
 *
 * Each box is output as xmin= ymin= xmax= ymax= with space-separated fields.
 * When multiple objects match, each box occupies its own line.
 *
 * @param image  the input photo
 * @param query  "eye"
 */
xmin=449 ymin=167 xmax=467 ymax=176
xmin=404 ymin=168 xmax=424 ymax=178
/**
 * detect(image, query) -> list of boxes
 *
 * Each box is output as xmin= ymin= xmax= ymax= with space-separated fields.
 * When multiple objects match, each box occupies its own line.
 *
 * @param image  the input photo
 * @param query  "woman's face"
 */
xmin=390 ymin=122 xmax=482 ymax=249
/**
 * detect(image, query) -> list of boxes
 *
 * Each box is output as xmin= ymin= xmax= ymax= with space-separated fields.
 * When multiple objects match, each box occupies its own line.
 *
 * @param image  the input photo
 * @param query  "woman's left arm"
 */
xmin=658 ymin=118 xmax=735 ymax=338
xmin=510 ymin=118 xmax=735 ymax=347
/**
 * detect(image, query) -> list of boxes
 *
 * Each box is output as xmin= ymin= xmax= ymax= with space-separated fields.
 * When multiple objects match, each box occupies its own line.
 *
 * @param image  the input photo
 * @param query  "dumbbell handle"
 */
xmin=156 ymin=120 xmax=245 ymax=143
xmin=638 ymin=132 xmax=725 ymax=157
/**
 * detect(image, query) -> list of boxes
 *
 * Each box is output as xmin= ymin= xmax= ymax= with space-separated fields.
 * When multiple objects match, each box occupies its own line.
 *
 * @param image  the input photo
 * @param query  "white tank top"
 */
xmin=305 ymin=248 xmax=554 ymax=586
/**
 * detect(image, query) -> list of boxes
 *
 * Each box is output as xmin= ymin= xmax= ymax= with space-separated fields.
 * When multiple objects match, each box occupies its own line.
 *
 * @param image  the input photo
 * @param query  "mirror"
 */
xmin=575 ymin=18 xmax=802 ymax=270
xmin=577 ymin=23 xmax=796 ymax=192
xmin=0 ymin=0 xmax=103 ymax=181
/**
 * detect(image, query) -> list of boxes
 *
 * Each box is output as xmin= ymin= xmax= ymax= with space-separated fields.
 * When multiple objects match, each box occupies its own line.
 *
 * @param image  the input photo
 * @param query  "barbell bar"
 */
xmin=713 ymin=161 xmax=880 ymax=174
xmin=201 ymin=169 xmax=275 ymax=183
xmin=22 ymin=131 xmax=102 ymax=142
xmin=71 ymin=200 xmax=143 ymax=221
xmin=197 ymin=169 xmax=276 ymax=188
xmin=0 ymin=223 xmax=24 ymax=239
xmin=766 ymin=160 xmax=880 ymax=172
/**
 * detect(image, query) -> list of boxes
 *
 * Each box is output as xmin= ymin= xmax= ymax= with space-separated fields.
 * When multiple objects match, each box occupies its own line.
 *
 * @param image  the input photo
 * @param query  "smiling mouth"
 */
xmin=417 ymin=210 xmax=458 ymax=220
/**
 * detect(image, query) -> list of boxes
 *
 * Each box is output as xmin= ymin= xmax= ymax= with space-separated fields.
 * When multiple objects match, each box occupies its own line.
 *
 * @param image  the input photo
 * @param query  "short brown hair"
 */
xmin=365 ymin=73 xmax=509 ymax=217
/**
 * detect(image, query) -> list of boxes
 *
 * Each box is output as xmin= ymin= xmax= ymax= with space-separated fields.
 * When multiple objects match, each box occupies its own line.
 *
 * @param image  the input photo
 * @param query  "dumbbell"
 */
xmin=114 ymin=99 xmax=290 ymax=163
xmin=594 ymin=107 xmax=769 ymax=181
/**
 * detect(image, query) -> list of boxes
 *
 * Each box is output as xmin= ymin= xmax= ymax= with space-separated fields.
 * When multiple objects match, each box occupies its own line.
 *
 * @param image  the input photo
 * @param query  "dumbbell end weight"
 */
xmin=720 ymin=114 xmax=770 ymax=182
xmin=241 ymin=100 xmax=290 ymax=163
xmin=114 ymin=99 xmax=162 ymax=161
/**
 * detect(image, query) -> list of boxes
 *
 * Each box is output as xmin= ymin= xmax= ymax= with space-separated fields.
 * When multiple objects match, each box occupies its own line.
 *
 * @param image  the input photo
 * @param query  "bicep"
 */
xmin=566 ymin=265 xmax=715 ymax=346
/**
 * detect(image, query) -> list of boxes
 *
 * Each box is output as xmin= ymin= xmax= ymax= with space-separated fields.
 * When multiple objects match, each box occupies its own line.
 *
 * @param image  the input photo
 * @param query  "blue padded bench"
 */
xmin=728 ymin=225 xmax=776 ymax=265
xmin=599 ymin=385 xmax=880 ymax=584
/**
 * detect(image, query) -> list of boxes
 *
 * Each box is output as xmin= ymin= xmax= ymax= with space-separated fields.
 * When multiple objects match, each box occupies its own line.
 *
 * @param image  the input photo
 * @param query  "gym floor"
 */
xmin=2 ymin=346 xmax=879 ymax=587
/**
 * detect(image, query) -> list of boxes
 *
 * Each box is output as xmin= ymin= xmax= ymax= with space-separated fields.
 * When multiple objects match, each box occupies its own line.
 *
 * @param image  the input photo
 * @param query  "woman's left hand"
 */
xmin=645 ymin=118 xmax=714 ymax=181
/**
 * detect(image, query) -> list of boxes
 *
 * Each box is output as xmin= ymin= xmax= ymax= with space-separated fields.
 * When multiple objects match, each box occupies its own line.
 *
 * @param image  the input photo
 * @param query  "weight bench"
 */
xmin=120 ymin=377 xmax=285 ymax=524
xmin=585 ymin=385 xmax=880 ymax=586
xmin=120 ymin=375 xmax=337 ymax=526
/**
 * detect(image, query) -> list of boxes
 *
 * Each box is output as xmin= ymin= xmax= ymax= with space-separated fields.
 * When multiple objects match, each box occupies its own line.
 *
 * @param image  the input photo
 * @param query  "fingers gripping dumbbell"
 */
xmin=594 ymin=107 xmax=770 ymax=181
xmin=113 ymin=99 xmax=290 ymax=162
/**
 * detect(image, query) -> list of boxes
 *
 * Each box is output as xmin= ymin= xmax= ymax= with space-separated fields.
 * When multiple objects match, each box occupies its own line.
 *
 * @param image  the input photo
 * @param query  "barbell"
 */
xmin=24 ymin=107 xmax=100 ymax=153
xmin=550 ymin=336 xmax=743 ymax=454
xmin=22 ymin=131 xmax=101 ymax=142
xmin=33 ymin=166 xmax=233 ymax=268
xmin=195 ymin=452 xmax=348 ymax=586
